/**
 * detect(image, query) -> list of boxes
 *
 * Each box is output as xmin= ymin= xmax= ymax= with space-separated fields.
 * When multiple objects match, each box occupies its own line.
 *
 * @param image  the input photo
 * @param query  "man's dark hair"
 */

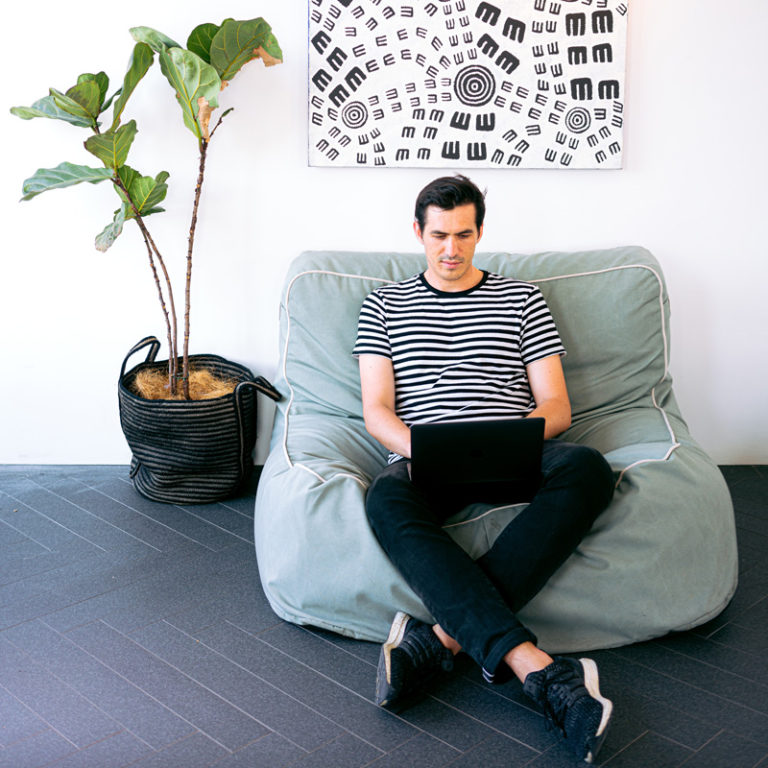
xmin=414 ymin=174 xmax=486 ymax=231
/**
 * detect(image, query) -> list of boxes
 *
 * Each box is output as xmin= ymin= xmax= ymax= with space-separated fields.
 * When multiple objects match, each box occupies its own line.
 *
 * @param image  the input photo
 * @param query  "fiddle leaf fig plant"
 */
xmin=12 ymin=17 xmax=282 ymax=399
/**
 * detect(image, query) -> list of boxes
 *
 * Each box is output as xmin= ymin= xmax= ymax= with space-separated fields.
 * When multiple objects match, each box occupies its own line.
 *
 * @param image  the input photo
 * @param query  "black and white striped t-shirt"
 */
xmin=353 ymin=271 xmax=565 ymax=459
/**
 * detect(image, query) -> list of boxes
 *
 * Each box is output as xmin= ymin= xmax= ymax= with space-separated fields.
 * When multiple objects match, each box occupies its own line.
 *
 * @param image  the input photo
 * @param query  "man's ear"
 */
xmin=477 ymin=223 xmax=484 ymax=243
xmin=413 ymin=219 xmax=424 ymax=244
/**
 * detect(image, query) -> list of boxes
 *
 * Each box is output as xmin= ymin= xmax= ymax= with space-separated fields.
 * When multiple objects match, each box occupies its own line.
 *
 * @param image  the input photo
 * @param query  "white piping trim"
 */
xmin=532 ymin=264 xmax=680 ymax=486
xmin=279 ymin=262 xmax=680 ymax=487
xmin=442 ymin=502 xmax=527 ymax=529
xmin=613 ymin=442 xmax=681 ymax=488
xmin=612 ymin=386 xmax=682 ymax=487
xmin=293 ymin=462 xmax=369 ymax=488
xmin=280 ymin=269 xmax=396 ymax=482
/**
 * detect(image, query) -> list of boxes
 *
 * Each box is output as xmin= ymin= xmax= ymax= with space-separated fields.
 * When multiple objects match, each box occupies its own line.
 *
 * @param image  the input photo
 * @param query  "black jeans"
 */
xmin=365 ymin=440 xmax=614 ymax=682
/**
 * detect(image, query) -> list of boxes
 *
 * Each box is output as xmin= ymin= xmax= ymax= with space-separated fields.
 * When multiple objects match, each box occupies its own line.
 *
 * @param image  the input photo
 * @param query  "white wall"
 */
xmin=2 ymin=0 xmax=766 ymax=466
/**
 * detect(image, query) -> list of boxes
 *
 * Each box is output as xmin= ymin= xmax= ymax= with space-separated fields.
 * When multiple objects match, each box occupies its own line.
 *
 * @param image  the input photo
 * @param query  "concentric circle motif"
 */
xmin=454 ymin=65 xmax=496 ymax=107
xmin=565 ymin=107 xmax=591 ymax=134
xmin=342 ymin=101 xmax=368 ymax=130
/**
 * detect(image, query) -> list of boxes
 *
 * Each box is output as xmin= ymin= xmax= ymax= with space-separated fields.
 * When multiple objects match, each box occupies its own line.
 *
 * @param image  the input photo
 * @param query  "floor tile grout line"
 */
xmin=630 ymin=632 xmax=768 ymax=690
xmin=301 ymin=625 xmax=380 ymax=667
xmin=359 ymin=733 xmax=461 ymax=767
xmin=109 ymin=618 xmax=323 ymax=756
xmin=164 ymin=616 xmax=405 ymax=757
xmin=189 ymin=619 xmax=402 ymax=758
xmin=0 ymin=679 xmax=82 ymax=753
xmin=113 ymin=474 xmax=256 ymax=526
xmin=1 ymin=631 xmax=154 ymax=754
xmin=121 ymin=732 xmax=219 ymax=768
xmin=675 ymin=728 xmax=727 ymax=768
xmin=658 ymin=630 xmax=768 ymax=677
xmin=41 ymin=618 xmax=241 ymax=756
xmin=81 ymin=477 xmax=255 ymax=549
xmin=3 ymin=492 xmax=111 ymax=555
xmin=277 ymin=733 xmax=384 ymax=768
xmin=0 ymin=500 xmax=56 ymax=555
xmin=595 ymin=729 xmax=653 ymax=767
xmin=20 ymin=479 xmax=162 ymax=553
xmin=35 ymin=476 xmax=220 ymax=553
xmin=605 ymin=647 xmax=768 ymax=720
xmin=0 ymin=541 xmax=234 ymax=624
xmin=164 ymin=504 xmax=255 ymax=546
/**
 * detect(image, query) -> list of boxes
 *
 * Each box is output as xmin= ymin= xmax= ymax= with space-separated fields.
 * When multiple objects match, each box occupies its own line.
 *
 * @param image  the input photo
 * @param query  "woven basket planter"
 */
xmin=118 ymin=336 xmax=280 ymax=504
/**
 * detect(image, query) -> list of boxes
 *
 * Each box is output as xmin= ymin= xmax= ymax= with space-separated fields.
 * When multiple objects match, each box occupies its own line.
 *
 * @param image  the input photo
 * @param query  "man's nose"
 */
xmin=444 ymin=237 xmax=458 ymax=256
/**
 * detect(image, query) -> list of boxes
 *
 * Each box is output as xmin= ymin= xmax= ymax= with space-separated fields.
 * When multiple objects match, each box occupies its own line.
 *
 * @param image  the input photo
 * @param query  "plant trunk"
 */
xmin=182 ymin=139 xmax=209 ymax=400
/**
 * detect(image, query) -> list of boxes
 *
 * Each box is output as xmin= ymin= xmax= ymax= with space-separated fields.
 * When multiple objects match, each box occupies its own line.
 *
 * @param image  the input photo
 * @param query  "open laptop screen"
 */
xmin=409 ymin=417 xmax=545 ymax=503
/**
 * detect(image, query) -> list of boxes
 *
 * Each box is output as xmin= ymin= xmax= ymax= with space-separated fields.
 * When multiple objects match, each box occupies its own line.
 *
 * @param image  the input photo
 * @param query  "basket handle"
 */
xmin=120 ymin=336 xmax=161 ymax=380
xmin=232 ymin=376 xmax=282 ymax=482
xmin=235 ymin=376 xmax=282 ymax=402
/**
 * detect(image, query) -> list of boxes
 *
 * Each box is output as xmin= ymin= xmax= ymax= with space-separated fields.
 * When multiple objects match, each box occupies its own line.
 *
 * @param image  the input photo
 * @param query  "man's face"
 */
xmin=415 ymin=203 xmax=484 ymax=292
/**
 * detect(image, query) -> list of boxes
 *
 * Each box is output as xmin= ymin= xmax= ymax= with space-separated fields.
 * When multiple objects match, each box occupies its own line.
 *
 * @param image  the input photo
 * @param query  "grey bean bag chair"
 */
xmin=253 ymin=247 xmax=738 ymax=652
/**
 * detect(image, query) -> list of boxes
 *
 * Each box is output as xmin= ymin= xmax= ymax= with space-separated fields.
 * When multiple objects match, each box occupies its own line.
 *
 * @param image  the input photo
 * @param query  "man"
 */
xmin=353 ymin=175 xmax=616 ymax=763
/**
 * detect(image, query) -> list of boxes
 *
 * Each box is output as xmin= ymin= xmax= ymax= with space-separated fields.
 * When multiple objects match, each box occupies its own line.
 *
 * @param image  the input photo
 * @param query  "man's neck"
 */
xmin=422 ymin=265 xmax=485 ymax=293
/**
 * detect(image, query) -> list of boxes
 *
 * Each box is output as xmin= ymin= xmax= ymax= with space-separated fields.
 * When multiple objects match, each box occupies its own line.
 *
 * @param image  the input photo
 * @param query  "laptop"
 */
xmin=409 ymin=417 xmax=545 ymax=502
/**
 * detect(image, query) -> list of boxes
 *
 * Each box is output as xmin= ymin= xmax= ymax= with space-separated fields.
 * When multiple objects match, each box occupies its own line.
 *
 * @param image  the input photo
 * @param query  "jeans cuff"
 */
xmin=481 ymin=626 xmax=538 ymax=685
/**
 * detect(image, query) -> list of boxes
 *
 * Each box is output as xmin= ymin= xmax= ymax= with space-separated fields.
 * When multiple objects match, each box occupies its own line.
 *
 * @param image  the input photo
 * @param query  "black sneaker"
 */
xmin=375 ymin=611 xmax=454 ymax=709
xmin=523 ymin=656 xmax=613 ymax=764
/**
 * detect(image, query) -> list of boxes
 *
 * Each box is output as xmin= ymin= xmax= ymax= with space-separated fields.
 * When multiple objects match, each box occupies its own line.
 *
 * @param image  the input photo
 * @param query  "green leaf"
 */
xmin=67 ymin=80 xmax=102 ymax=118
xmin=186 ymin=22 xmax=221 ymax=64
xmin=84 ymin=120 xmax=138 ymax=170
xmin=140 ymin=207 xmax=165 ymax=216
xmin=210 ymin=18 xmax=281 ymax=82
xmin=95 ymin=203 xmax=127 ymax=252
xmin=116 ymin=164 xmax=138 ymax=194
xmin=128 ymin=176 xmax=169 ymax=218
xmin=50 ymin=83 xmax=100 ymax=127
xmin=159 ymin=47 xmax=220 ymax=140
xmin=11 ymin=94 xmax=93 ymax=127
xmin=77 ymin=71 xmax=110 ymax=110
xmin=20 ymin=162 xmax=113 ymax=201
xmin=114 ymin=165 xmax=139 ymax=213
xmin=110 ymin=43 xmax=155 ymax=131
xmin=134 ymin=171 xmax=169 ymax=214
xmin=130 ymin=26 xmax=181 ymax=53
xmin=116 ymin=166 xmax=169 ymax=219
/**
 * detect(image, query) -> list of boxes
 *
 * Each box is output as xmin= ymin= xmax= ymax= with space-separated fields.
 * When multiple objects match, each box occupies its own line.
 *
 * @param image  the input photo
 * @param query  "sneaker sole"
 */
xmin=375 ymin=611 xmax=411 ymax=707
xmin=579 ymin=658 xmax=613 ymax=764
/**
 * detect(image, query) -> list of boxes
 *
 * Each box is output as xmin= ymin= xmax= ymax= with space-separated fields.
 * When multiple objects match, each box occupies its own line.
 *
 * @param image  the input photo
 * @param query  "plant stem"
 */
xmin=144 ymin=225 xmax=179 ymax=392
xmin=182 ymin=138 xmax=209 ymax=400
xmin=112 ymin=174 xmax=179 ymax=394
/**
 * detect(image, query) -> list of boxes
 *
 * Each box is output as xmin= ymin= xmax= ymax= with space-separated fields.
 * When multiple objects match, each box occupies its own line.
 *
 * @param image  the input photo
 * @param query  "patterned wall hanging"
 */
xmin=308 ymin=0 xmax=628 ymax=169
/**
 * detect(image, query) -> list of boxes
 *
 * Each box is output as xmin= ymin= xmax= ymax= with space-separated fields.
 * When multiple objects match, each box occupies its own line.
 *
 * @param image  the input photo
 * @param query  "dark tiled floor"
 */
xmin=0 ymin=464 xmax=766 ymax=768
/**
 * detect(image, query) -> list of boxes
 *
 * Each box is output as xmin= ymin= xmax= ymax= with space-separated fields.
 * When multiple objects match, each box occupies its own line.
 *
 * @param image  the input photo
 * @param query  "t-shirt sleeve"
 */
xmin=519 ymin=286 xmax=566 ymax=365
xmin=352 ymin=291 xmax=392 ymax=358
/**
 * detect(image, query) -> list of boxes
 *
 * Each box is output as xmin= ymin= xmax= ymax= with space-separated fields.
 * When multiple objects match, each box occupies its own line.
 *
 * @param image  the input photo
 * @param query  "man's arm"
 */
xmin=526 ymin=354 xmax=572 ymax=439
xmin=358 ymin=354 xmax=412 ymax=458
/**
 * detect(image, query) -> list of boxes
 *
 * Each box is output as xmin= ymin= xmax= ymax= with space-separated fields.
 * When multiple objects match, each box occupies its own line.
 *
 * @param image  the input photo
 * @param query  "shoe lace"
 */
xmin=404 ymin=626 xmax=454 ymax=672
xmin=541 ymin=665 xmax=587 ymax=736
